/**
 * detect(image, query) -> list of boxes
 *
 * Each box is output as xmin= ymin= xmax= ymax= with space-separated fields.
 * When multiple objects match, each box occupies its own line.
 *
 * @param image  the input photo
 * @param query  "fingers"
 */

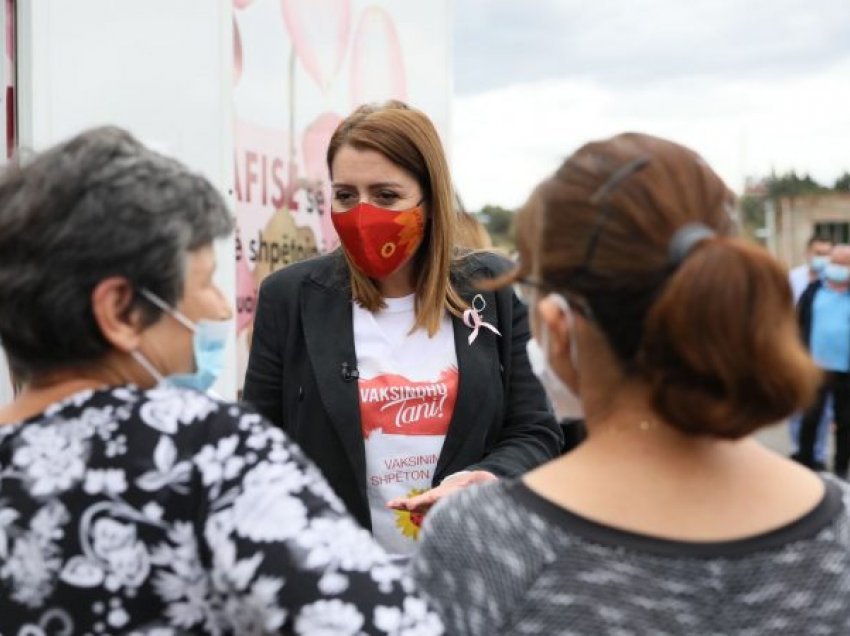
xmin=386 ymin=497 xmax=407 ymax=510
xmin=404 ymin=492 xmax=438 ymax=512
xmin=386 ymin=490 xmax=440 ymax=512
xmin=384 ymin=471 xmax=497 ymax=512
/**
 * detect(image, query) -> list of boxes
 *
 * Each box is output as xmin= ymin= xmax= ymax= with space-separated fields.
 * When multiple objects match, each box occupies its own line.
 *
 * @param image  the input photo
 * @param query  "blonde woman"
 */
xmin=244 ymin=101 xmax=561 ymax=556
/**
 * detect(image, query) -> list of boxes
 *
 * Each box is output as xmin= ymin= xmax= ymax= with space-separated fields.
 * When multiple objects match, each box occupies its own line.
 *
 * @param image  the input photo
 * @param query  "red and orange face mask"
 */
xmin=332 ymin=202 xmax=425 ymax=279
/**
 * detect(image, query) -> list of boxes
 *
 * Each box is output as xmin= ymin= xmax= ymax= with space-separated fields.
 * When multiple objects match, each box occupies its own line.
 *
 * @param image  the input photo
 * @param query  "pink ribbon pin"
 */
xmin=463 ymin=294 xmax=501 ymax=345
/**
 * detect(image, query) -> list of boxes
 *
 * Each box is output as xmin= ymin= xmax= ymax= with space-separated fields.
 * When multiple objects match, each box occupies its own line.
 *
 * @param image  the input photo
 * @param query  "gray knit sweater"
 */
xmin=411 ymin=476 xmax=850 ymax=635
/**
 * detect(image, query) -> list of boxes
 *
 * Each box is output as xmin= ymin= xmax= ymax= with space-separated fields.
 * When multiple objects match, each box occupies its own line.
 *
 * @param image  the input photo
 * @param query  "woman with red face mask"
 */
xmin=243 ymin=101 xmax=562 ymax=557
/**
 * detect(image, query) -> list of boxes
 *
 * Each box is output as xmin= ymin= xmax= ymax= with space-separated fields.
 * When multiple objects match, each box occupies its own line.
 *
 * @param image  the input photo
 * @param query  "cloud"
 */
xmin=454 ymin=0 xmax=850 ymax=94
xmin=451 ymin=58 xmax=850 ymax=210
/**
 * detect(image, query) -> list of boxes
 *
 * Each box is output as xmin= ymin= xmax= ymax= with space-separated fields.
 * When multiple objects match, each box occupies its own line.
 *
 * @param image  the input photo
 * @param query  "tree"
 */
xmin=739 ymin=194 xmax=766 ymax=244
xmin=765 ymin=171 xmax=825 ymax=198
xmin=834 ymin=172 xmax=850 ymax=193
xmin=477 ymin=204 xmax=515 ymax=251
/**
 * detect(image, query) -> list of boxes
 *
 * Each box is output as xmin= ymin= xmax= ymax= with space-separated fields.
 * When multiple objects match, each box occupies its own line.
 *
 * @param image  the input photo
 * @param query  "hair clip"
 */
xmin=668 ymin=223 xmax=716 ymax=266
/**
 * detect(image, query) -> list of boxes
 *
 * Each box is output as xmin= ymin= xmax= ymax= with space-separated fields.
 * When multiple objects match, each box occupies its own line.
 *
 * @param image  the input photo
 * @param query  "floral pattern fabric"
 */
xmin=0 ymin=385 xmax=443 ymax=635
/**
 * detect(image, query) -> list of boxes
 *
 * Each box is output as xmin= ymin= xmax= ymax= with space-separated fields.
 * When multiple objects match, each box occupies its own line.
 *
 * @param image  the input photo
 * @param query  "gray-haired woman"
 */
xmin=0 ymin=128 xmax=442 ymax=635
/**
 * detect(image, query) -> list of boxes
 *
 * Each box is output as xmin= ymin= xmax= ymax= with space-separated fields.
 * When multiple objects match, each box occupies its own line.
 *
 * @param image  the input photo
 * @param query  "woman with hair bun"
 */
xmin=413 ymin=133 xmax=850 ymax=634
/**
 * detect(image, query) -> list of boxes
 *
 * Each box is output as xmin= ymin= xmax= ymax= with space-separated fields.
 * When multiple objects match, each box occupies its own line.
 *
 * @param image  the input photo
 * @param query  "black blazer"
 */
xmin=243 ymin=250 xmax=562 ymax=529
xmin=798 ymin=280 xmax=821 ymax=350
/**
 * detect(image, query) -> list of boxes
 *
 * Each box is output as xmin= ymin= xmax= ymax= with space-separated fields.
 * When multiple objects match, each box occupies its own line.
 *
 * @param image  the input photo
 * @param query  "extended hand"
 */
xmin=386 ymin=470 xmax=497 ymax=515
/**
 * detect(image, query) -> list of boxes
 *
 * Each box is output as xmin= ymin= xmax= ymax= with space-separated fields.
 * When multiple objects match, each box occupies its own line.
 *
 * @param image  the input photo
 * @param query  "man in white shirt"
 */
xmin=789 ymin=234 xmax=833 ymax=467
xmin=790 ymin=235 xmax=832 ymax=302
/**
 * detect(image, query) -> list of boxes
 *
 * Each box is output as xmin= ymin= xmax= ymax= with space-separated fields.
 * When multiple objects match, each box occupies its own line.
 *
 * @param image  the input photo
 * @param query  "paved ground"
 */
xmin=756 ymin=421 xmax=794 ymax=456
xmin=755 ymin=418 xmax=834 ymax=466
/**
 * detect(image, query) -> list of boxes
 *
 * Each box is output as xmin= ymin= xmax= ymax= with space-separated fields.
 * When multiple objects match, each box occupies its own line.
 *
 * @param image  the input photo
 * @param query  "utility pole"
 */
xmin=764 ymin=198 xmax=777 ymax=256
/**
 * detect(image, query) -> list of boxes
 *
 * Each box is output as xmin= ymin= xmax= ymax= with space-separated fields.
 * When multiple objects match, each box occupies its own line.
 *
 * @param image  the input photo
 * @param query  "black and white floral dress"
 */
xmin=0 ymin=385 xmax=443 ymax=635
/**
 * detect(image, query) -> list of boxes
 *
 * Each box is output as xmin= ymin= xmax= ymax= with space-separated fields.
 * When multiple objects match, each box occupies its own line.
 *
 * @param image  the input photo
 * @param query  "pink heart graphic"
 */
xmin=302 ymin=112 xmax=343 ymax=251
xmin=350 ymin=7 xmax=407 ymax=107
xmin=281 ymin=0 xmax=351 ymax=93
xmin=233 ymin=17 xmax=243 ymax=85
xmin=302 ymin=112 xmax=342 ymax=182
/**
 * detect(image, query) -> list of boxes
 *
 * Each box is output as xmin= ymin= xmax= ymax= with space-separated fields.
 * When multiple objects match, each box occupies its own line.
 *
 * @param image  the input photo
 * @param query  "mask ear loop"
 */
xmin=139 ymin=288 xmax=197 ymax=332
xmin=132 ymin=288 xmax=197 ymax=386
xmin=129 ymin=350 xmax=165 ymax=384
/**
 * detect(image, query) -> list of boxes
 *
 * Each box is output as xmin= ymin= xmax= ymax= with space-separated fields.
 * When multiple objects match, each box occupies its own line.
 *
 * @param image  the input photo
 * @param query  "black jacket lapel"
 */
xmin=435 ymin=287 xmax=501 ymax=480
xmin=299 ymin=263 xmax=368 ymax=507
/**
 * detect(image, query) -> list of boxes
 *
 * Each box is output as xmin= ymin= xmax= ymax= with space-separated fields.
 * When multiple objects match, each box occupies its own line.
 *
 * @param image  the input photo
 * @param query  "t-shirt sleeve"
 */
xmin=195 ymin=404 xmax=444 ymax=635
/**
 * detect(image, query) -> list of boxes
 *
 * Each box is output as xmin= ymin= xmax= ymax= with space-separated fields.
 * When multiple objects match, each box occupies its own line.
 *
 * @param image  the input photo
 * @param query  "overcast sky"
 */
xmin=451 ymin=0 xmax=850 ymax=210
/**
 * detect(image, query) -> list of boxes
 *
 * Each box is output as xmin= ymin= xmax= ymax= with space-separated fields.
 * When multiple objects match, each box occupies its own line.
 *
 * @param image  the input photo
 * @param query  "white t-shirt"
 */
xmin=353 ymin=294 xmax=458 ymax=556
xmin=790 ymin=264 xmax=812 ymax=303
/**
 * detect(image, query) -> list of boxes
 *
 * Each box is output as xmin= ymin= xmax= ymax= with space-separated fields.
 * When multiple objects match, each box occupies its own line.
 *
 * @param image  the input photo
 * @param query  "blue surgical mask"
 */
xmin=131 ymin=289 xmax=230 ymax=392
xmin=810 ymin=255 xmax=829 ymax=273
xmin=824 ymin=263 xmax=850 ymax=284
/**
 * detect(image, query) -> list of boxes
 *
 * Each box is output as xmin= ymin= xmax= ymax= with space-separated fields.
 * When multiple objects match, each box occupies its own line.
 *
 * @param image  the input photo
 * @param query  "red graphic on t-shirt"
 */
xmin=359 ymin=367 xmax=458 ymax=438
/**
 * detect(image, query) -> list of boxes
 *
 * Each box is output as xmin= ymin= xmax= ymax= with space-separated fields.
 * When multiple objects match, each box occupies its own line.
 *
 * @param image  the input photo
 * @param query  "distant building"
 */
xmin=772 ymin=193 xmax=850 ymax=267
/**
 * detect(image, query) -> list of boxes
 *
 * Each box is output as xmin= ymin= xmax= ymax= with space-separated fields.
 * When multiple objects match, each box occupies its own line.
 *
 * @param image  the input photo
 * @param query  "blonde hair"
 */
xmin=455 ymin=210 xmax=493 ymax=250
xmin=327 ymin=101 xmax=467 ymax=335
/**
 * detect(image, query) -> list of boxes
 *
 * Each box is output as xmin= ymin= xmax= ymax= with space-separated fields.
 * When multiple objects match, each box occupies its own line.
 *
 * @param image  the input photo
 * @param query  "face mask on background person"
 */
xmin=526 ymin=293 xmax=584 ymax=420
xmin=331 ymin=202 xmax=425 ymax=279
xmin=810 ymin=255 xmax=829 ymax=273
xmin=824 ymin=262 xmax=850 ymax=284
xmin=131 ymin=289 xmax=230 ymax=392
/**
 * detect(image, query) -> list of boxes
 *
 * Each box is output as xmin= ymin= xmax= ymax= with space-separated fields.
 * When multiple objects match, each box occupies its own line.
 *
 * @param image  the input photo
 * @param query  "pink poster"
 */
xmin=232 ymin=0 xmax=450 ymax=393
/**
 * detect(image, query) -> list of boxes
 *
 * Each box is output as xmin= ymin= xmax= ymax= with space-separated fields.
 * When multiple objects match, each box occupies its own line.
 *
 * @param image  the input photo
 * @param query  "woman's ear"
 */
xmin=538 ymin=294 xmax=581 ymax=391
xmin=537 ymin=294 xmax=572 ymax=356
xmin=90 ymin=278 xmax=147 ymax=353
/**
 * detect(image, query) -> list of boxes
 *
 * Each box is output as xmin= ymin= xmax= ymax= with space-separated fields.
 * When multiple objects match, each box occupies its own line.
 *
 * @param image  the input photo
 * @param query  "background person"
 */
xmin=453 ymin=195 xmax=494 ymax=251
xmin=243 ymin=101 xmax=561 ymax=556
xmin=795 ymin=244 xmax=850 ymax=479
xmin=788 ymin=234 xmax=833 ymax=465
xmin=412 ymin=133 xmax=850 ymax=634
xmin=455 ymin=209 xmax=493 ymax=251
xmin=0 ymin=128 xmax=442 ymax=635
xmin=790 ymin=234 xmax=833 ymax=301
